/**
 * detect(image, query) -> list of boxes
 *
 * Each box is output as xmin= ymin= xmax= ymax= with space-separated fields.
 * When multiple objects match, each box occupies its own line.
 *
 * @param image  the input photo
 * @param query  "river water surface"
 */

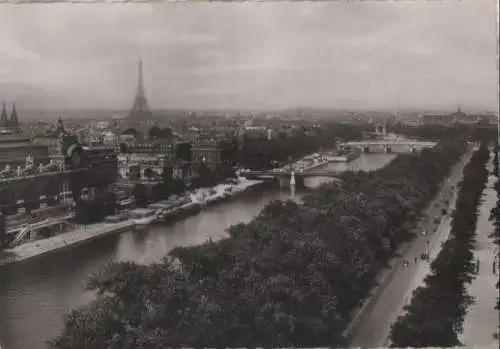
xmin=0 ymin=153 xmax=395 ymax=349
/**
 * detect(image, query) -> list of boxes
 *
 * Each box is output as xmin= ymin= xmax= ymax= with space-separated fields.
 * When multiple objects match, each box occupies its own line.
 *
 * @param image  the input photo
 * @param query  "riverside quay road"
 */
xmin=0 ymin=153 xmax=395 ymax=349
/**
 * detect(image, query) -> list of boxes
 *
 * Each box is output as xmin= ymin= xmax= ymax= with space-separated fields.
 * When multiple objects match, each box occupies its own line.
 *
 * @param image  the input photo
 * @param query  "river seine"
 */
xmin=0 ymin=153 xmax=395 ymax=349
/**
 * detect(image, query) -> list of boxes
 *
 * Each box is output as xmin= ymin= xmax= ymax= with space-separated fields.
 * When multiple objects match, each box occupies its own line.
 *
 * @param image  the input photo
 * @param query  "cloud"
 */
xmin=0 ymin=1 xmax=497 ymax=111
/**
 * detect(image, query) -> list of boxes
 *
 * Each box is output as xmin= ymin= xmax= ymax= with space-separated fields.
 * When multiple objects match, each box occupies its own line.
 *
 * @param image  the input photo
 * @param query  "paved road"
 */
xmin=349 ymin=148 xmax=474 ymax=348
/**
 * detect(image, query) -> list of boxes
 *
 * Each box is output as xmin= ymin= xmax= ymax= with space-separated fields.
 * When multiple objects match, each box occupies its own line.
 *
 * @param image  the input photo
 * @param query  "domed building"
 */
xmin=422 ymin=106 xmax=479 ymax=126
xmin=449 ymin=106 xmax=477 ymax=124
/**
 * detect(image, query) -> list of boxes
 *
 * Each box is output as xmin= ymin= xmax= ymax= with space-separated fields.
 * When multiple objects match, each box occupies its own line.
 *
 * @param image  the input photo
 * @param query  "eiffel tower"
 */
xmin=129 ymin=58 xmax=153 ymax=119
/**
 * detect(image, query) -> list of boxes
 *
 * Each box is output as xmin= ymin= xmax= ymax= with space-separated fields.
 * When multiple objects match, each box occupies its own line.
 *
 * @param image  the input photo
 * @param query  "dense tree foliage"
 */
xmin=493 ymin=142 xmax=499 ymax=177
xmin=134 ymin=162 xmax=234 ymax=206
xmin=238 ymin=123 xmax=365 ymax=169
xmin=121 ymin=128 xmax=138 ymax=136
xmin=0 ymin=213 xmax=6 ymax=248
xmin=393 ymin=124 xmax=497 ymax=143
xmin=190 ymin=162 xmax=217 ymax=189
xmin=489 ymin=141 xmax=499 ymax=311
xmin=389 ymin=142 xmax=490 ymax=347
xmin=217 ymin=138 xmax=240 ymax=168
xmin=132 ymin=184 xmax=150 ymax=208
xmin=74 ymin=191 xmax=117 ymax=224
xmin=149 ymin=178 xmax=187 ymax=203
xmin=50 ymin=139 xmax=468 ymax=349
xmin=148 ymin=126 xmax=173 ymax=140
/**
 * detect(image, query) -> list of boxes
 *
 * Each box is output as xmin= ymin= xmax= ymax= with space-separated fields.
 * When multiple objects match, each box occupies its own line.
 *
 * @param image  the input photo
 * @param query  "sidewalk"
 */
xmin=0 ymin=220 xmax=134 ymax=266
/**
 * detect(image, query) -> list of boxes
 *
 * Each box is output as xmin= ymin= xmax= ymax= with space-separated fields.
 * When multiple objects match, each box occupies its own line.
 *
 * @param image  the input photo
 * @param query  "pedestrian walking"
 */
xmin=414 ymin=257 xmax=418 ymax=264
xmin=476 ymin=260 xmax=480 ymax=273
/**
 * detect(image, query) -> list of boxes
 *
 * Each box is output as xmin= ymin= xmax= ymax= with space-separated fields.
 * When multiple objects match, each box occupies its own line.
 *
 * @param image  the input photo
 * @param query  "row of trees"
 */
xmin=392 ymin=123 xmax=497 ymax=143
xmin=226 ymin=123 xmax=365 ymax=170
xmin=49 ymin=138 xmax=468 ymax=348
xmin=148 ymin=126 xmax=173 ymax=140
xmin=132 ymin=162 xmax=236 ymax=207
xmin=489 ymin=142 xmax=499 ymax=312
xmin=74 ymin=191 xmax=118 ymax=224
xmin=132 ymin=178 xmax=188 ymax=208
xmin=122 ymin=123 xmax=364 ymax=171
xmin=389 ymin=141 xmax=490 ymax=347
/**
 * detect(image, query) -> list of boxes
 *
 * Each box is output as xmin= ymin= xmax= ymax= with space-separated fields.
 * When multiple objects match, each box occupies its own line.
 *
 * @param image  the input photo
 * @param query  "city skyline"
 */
xmin=0 ymin=1 xmax=498 ymax=111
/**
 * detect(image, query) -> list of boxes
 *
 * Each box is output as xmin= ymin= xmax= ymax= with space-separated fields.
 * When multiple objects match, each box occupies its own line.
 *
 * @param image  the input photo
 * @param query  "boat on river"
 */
xmin=163 ymin=202 xmax=202 ymax=223
xmin=128 ymin=208 xmax=163 ymax=228
xmin=326 ymin=147 xmax=361 ymax=163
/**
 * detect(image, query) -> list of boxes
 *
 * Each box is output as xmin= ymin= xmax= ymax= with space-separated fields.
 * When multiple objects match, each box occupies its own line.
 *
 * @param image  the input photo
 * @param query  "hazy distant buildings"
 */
xmin=421 ymin=107 xmax=496 ymax=126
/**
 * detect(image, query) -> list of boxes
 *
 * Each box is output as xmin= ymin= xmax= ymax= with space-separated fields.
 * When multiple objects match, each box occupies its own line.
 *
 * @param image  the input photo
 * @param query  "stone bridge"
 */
xmin=240 ymin=169 xmax=342 ymax=179
xmin=340 ymin=140 xmax=437 ymax=153
xmin=240 ymin=168 xmax=343 ymax=189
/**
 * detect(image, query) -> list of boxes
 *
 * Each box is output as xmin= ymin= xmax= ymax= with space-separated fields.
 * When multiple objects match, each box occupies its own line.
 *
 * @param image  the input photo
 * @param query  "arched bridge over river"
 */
xmin=340 ymin=140 xmax=437 ymax=153
xmin=241 ymin=169 xmax=342 ymax=180
xmin=240 ymin=165 xmax=343 ymax=188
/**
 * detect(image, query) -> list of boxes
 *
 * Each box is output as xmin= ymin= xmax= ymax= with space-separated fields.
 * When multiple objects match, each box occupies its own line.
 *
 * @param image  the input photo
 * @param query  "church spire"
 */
xmin=10 ymin=102 xmax=18 ymax=127
xmin=0 ymin=102 xmax=7 ymax=124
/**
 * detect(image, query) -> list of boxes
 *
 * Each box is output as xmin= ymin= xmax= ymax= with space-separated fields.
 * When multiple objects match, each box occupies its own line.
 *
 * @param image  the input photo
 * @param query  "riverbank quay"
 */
xmin=189 ymin=178 xmax=266 ymax=206
xmin=0 ymin=178 xmax=265 ymax=267
xmin=327 ymin=147 xmax=362 ymax=163
xmin=345 ymin=147 xmax=473 ymax=347
xmin=0 ymin=220 xmax=134 ymax=266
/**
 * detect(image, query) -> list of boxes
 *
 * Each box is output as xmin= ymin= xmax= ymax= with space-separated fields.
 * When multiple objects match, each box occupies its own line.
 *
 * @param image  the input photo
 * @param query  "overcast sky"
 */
xmin=0 ymin=1 xmax=497 ymax=111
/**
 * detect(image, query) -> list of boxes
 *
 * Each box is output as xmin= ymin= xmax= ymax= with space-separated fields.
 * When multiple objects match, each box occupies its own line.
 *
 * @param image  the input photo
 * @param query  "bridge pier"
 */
xmin=374 ymin=123 xmax=387 ymax=136
xmin=340 ymin=140 xmax=436 ymax=153
xmin=279 ymin=175 xmax=304 ymax=189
